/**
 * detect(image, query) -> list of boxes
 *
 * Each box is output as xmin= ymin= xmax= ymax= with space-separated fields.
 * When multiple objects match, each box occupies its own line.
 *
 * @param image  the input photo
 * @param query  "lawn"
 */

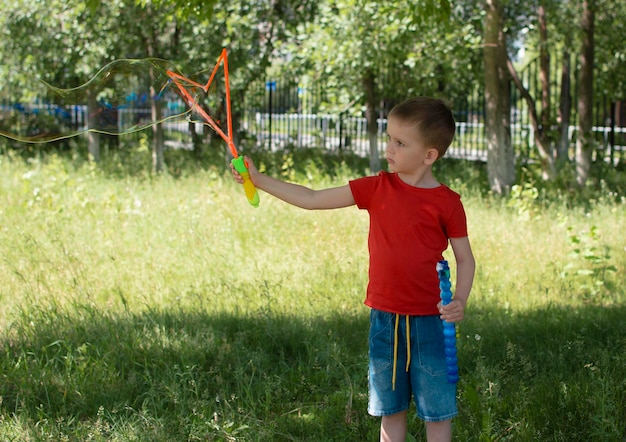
xmin=0 ymin=149 xmax=624 ymax=441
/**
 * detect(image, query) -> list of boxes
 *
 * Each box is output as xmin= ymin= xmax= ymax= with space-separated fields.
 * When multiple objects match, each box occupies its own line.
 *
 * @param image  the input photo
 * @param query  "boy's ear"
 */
xmin=425 ymin=148 xmax=439 ymax=164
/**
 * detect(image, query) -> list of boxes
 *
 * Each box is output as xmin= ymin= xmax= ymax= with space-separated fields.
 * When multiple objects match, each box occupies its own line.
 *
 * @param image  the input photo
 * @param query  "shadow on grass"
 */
xmin=0 ymin=306 xmax=375 ymax=441
xmin=1 ymin=302 xmax=625 ymax=440
xmin=458 ymin=303 xmax=626 ymax=441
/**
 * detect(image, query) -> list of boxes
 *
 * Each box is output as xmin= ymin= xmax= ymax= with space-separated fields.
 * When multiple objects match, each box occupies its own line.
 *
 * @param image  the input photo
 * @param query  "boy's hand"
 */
xmin=230 ymin=156 xmax=257 ymax=184
xmin=438 ymin=299 xmax=466 ymax=323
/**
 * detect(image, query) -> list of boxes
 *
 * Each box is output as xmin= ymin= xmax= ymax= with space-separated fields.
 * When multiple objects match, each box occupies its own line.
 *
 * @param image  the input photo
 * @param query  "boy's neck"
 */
xmin=396 ymin=168 xmax=440 ymax=189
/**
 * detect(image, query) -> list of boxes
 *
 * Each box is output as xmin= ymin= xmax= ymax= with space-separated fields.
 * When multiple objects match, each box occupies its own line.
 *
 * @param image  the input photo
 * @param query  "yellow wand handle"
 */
xmin=231 ymin=157 xmax=260 ymax=207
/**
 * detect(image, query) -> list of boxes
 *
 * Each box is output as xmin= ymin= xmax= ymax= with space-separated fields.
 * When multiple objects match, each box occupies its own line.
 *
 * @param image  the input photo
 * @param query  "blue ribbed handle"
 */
xmin=437 ymin=260 xmax=459 ymax=384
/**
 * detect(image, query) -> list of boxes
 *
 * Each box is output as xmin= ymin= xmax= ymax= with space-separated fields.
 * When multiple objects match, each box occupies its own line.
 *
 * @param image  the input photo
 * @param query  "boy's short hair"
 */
xmin=388 ymin=97 xmax=456 ymax=160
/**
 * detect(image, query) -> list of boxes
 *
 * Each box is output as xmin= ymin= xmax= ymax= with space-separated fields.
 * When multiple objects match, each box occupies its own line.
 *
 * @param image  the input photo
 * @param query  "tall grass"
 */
xmin=0 ymin=149 xmax=624 ymax=441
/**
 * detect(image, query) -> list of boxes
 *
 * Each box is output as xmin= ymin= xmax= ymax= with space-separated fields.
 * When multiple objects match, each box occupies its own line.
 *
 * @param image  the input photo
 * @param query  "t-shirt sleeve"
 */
xmin=445 ymin=197 xmax=469 ymax=238
xmin=349 ymin=174 xmax=381 ymax=209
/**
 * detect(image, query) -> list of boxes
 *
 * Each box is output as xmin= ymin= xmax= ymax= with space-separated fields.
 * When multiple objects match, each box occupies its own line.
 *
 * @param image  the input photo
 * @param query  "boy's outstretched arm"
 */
xmin=439 ymin=236 xmax=475 ymax=323
xmin=231 ymin=156 xmax=356 ymax=210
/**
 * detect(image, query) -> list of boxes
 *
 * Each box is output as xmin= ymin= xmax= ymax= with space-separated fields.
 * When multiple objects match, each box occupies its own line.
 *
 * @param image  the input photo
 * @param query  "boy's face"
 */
xmin=385 ymin=116 xmax=434 ymax=174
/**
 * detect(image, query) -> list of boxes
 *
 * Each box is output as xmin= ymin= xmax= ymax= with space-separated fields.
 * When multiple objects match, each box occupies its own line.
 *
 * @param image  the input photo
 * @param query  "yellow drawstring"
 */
xmin=392 ymin=314 xmax=412 ymax=391
xmin=392 ymin=314 xmax=399 ymax=390
xmin=406 ymin=315 xmax=411 ymax=371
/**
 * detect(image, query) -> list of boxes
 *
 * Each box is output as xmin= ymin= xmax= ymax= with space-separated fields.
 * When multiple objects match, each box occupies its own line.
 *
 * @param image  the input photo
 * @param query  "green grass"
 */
xmin=0 ymin=148 xmax=624 ymax=441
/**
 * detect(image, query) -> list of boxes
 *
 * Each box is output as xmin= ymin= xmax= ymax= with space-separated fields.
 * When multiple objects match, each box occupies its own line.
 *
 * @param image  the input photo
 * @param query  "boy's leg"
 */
xmin=380 ymin=410 xmax=407 ymax=442
xmin=369 ymin=310 xmax=411 ymax=440
xmin=409 ymin=316 xmax=457 ymax=439
xmin=425 ymin=419 xmax=452 ymax=442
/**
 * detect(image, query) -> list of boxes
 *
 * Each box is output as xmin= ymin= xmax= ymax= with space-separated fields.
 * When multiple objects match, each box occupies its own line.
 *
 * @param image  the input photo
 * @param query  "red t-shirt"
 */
xmin=349 ymin=172 xmax=468 ymax=316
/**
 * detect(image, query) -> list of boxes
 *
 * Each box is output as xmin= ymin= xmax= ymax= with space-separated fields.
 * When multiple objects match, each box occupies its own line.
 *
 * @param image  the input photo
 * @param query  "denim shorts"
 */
xmin=367 ymin=308 xmax=457 ymax=422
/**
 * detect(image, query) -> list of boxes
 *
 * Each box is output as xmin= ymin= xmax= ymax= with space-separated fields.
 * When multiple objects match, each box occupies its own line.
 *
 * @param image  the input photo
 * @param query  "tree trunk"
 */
xmin=507 ymin=54 xmax=557 ymax=180
xmin=145 ymin=4 xmax=165 ymax=174
xmin=557 ymin=50 xmax=572 ymax=166
xmin=576 ymin=0 xmax=595 ymax=187
xmin=87 ymin=89 xmax=100 ymax=162
xmin=506 ymin=5 xmax=556 ymax=180
xmin=363 ymin=70 xmax=381 ymax=173
xmin=150 ymin=80 xmax=165 ymax=173
xmin=484 ymin=0 xmax=514 ymax=194
xmin=537 ymin=5 xmax=556 ymax=179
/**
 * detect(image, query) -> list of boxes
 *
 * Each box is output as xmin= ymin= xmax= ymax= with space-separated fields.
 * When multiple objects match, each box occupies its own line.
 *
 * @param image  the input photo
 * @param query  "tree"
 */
xmin=575 ymin=0 xmax=595 ymax=187
xmin=483 ymin=0 xmax=515 ymax=194
xmin=4 ymin=0 xmax=623 ymax=184
xmin=133 ymin=2 xmax=173 ymax=173
xmin=481 ymin=0 xmax=577 ymax=188
xmin=2 ymin=0 xmax=319 ymax=169
xmin=136 ymin=0 xmax=319 ymax=164
xmin=0 ymin=0 xmax=124 ymax=158
xmin=506 ymin=4 xmax=558 ymax=180
xmin=596 ymin=4 xmax=626 ymax=99
xmin=284 ymin=0 xmax=463 ymax=173
xmin=542 ymin=0 xmax=578 ymax=169
xmin=492 ymin=0 xmax=625 ymax=185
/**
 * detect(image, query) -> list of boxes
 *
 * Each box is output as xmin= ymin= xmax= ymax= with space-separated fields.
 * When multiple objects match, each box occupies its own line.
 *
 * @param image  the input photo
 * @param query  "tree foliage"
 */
xmin=1 ymin=0 xmax=624 ymax=183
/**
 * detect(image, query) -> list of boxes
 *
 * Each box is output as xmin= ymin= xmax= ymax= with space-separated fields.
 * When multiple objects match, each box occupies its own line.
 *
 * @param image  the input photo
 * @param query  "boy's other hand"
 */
xmin=438 ymin=299 xmax=466 ymax=323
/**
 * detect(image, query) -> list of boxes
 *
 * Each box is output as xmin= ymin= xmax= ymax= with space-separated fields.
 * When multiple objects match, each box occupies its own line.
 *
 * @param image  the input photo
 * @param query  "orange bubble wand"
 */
xmin=166 ymin=49 xmax=259 ymax=207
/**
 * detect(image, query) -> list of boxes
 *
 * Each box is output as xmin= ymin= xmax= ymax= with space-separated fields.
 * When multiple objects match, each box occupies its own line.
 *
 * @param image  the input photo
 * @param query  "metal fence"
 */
xmin=2 ymin=89 xmax=624 ymax=165
xmin=233 ymin=52 xmax=626 ymax=165
xmin=239 ymin=110 xmax=491 ymax=161
xmin=239 ymin=105 xmax=624 ymax=164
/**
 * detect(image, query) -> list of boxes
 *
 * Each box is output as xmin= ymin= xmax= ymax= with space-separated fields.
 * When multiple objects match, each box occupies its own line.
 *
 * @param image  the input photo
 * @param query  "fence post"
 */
xmin=338 ymin=112 xmax=343 ymax=151
xmin=609 ymin=101 xmax=616 ymax=164
xmin=266 ymin=81 xmax=276 ymax=149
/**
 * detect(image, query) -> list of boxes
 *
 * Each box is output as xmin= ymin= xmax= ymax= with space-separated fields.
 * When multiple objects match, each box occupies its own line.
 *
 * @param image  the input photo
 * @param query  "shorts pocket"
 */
xmin=415 ymin=317 xmax=448 ymax=377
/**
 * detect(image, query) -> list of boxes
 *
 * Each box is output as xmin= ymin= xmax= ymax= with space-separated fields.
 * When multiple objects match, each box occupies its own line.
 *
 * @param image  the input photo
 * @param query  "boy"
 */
xmin=231 ymin=97 xmax=475 ymax=442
